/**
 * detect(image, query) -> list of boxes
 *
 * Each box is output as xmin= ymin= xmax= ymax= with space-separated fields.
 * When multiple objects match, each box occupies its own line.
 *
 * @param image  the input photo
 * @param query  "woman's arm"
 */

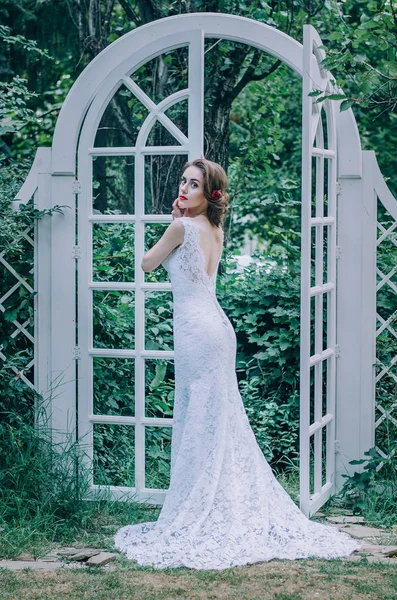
xmin=141 ymin=218 xmax=184 ymax=272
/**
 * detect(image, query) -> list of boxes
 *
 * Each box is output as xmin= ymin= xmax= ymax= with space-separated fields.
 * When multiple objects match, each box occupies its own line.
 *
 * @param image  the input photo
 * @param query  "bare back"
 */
xmin=191 ymin=217 xmax=224 ymax=278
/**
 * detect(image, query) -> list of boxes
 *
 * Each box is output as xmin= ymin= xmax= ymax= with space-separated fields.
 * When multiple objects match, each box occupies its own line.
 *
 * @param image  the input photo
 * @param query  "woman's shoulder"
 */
xmin=188 ymin=216 xmax=223 ymax=233
xmin=189 ymin=217 xmax=224 ymax=249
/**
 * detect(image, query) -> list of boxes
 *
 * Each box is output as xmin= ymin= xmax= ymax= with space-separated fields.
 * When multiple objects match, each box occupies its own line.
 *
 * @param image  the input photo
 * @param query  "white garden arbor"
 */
xmin=13 ymin=13 xmax=397 ymax=517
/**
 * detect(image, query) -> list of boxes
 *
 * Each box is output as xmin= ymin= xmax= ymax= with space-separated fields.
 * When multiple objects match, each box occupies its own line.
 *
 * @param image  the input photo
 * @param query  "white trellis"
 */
xmin=369 ymin=153 xmax=397 ymax=468
xmin=9 ymin=13 xmax=397 ymax=517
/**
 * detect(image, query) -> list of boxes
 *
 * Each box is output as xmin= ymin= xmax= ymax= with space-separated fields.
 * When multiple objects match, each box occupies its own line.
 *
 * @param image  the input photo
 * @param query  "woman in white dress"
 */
xmin=114 ymin=157 xmax=361 ymax=570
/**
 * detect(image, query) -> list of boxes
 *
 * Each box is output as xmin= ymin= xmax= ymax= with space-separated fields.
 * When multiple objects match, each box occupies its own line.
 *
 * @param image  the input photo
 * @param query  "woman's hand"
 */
xmin=172 ymin=198 xmax=189 ymax=219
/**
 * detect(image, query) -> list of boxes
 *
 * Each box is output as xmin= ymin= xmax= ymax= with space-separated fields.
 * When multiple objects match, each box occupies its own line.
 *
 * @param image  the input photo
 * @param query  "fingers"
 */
xmin=172 ymin=197 xmax=183 ymax=219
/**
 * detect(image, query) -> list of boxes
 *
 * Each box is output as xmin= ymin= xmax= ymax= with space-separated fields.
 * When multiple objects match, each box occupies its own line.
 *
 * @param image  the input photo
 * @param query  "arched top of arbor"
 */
xmin=52 ymin=12 xmax=361 ymax=176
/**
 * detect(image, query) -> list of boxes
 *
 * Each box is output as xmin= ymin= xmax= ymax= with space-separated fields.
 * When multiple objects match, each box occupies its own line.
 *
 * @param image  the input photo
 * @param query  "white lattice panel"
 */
xmin=375 ymin=198 xmax=397 ymax=469
xmin=0 ymin=221 xmax=35 ymax=390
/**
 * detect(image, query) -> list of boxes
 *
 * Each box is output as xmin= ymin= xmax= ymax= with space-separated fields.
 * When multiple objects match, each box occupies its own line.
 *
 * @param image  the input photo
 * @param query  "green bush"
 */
xmin=336 ymin=446 xmax=397 ymax=528
xmin=218 ymin=252 xmax=301 ymax=467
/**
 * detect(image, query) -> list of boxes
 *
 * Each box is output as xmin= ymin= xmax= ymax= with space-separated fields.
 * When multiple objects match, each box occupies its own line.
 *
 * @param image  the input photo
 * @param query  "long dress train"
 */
xmin=114 ymin=216 xmax=361 ymax=570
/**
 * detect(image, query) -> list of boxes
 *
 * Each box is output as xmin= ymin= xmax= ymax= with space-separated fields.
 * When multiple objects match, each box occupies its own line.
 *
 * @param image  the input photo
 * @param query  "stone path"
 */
xmin=0 ymin=515 xmax=396 ymax=571
xmin=315 ymin=513 xmax=397 ymax=564
xmin=0 ymin=548 xmax=119 ymax=572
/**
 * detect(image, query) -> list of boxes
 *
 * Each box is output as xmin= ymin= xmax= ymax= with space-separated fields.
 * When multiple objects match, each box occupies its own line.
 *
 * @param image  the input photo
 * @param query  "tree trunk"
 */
xmin=69 ymin=0 xmax=286 ymax=212
xmin=205 ymin=101 xmax=232 ymax=169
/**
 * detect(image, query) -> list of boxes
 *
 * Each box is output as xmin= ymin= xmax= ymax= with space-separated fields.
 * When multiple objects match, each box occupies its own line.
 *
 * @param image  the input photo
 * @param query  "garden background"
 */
xmin=1 ymin=0 xmax=397 ymax=562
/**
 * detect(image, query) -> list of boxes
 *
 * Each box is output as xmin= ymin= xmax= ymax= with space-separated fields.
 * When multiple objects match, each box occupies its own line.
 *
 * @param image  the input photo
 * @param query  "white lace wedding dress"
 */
xmin=114 ymin=216 xmax=361 ymax=570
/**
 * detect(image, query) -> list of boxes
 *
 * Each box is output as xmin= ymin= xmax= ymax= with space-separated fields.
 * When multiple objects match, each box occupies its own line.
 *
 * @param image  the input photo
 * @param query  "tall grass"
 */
xmin=0 ymin=395 xmax=160 ymax=559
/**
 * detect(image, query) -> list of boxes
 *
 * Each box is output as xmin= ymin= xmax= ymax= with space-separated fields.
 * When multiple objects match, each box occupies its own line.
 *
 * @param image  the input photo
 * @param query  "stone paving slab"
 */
xmin=331 ymin=523 xmax=392 ymax=539
xmin=41 ymin=554 xmax=61 ymax=562
xmin=15 ymin=553 xmax=36 ymax=561
xmin=63 ymin=549 xmax=103 ymax=561
xmin=86 ymin=552 xmax=117 ymax=566
xmin=326 ymin=516 xmax=365 ymax=524
xmin=0 ymin=547 xmax=110 ymax=571
xmin=0 ymin=560 xmax=63 ymax=571
xmin=55 ymin=547 xmax=79 ymax=555
xmin=359 ymin=544 xmax=397 ymax=556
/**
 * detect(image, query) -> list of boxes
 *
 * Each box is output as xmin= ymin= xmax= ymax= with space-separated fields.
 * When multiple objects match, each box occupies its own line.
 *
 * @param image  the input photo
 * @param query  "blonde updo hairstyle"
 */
xmin=182 ymin=157 xmax=229 ymax=228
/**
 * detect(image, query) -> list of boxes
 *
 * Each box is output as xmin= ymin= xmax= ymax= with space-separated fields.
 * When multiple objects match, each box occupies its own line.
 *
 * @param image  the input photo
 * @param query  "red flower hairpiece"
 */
xmin=211 ymin=189 xmax=221 ymax=200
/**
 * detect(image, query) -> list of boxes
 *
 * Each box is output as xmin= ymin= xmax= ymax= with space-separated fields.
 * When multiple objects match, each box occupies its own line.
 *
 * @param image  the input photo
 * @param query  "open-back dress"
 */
xmin=114 ymin=216 xmax=361 ymax=570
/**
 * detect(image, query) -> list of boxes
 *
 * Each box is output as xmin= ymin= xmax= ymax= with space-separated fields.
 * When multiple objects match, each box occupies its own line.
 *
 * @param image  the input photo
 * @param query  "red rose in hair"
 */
xmin=211 ymin=189 xmax=221 ymax=200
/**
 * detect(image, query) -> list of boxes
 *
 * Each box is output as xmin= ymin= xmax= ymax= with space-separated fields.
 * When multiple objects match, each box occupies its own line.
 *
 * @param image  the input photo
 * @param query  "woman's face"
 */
xmin=179 ymin=166 xmax=207 ymax=211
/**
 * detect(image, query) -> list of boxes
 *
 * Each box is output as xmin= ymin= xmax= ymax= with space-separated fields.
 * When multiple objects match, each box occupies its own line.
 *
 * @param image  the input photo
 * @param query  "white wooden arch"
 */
xmin=51 ymin=13 xmax=361 ymax=177
xmin=13 ymin=12 xmax=391 ymax=518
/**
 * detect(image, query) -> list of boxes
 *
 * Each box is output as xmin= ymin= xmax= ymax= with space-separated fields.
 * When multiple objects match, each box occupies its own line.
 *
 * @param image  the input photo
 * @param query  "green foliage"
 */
xmin=226 ymin=60 xmax=303 ymax=260
xmin=217 ymin=252 xmax=301 ymax=466
xmin=337 ymin=446 xmax=397 ymax=528
xmin=145 ymin=292 xmax=174 ymax=351
xmin=0 ymin=403 xmax=98 ymax=557
xmin=319 ymin=0 xmax=397 ymax=104
xmin=0 ymin=25 xmax=52 ymax=60
xmin=93 ymin=423 xmax=136 ymax=487
xmin=0 ymin=76 xmax=37 ymax=141
xmin=145 ymin=359 xmax=175 ymax=419
xmin=144 ymin=426 xmax=172 ymax=489
xmin=0 ymin=25 xmax=56 ymax=159
xmin=92 ymin=222 xmax=135 ymax=281
xmin=1 ymin=0 xmax=397 ymax=536
xmin=93 ymin=358 xmax=136 ymax=417
xmin=0 ymin=407 xmax=160 ymax=558
xmin=0 ymin=155 xmax=69 ymax=419
xmin=1 ymin=415 xmax=87 ymax=525
xmin=318 ymin=1 xmax=397 ymax=195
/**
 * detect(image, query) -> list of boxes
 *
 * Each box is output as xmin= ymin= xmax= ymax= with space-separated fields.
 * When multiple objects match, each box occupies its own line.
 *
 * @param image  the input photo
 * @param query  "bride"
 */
xmin=114 ymin=157 xmax=361 ymax=570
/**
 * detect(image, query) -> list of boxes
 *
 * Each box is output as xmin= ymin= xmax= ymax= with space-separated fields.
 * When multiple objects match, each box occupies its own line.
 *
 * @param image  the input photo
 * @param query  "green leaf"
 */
xmin=327 ymin=32 xmax=342 ymax=41
xmin=340 ymin=100 xmax=355 ymax=112
xmin=279 ymin=340 xmax=290 ymax=351
xmin=324 ymin=93 xmax=348 ymax=101
xmin=4 ymin=309 xmax=18 ymax=322
xmin=150 ymin=362 xmax=167 ymax=388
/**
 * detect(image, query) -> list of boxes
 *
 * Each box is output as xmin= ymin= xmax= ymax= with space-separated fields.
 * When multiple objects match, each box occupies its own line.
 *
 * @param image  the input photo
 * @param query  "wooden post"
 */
xmin=49 ymin=173 xmax=77 ymax=448
xmin=35 ymin=152 xmax=52 ymax=428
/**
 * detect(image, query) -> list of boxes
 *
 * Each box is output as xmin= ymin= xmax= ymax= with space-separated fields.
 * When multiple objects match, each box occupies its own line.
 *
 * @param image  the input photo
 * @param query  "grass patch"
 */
xmin=1 ymin=559 xmax=397 ymax=600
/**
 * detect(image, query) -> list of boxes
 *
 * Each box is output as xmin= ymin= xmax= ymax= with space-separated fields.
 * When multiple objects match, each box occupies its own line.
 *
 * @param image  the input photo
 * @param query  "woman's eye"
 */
xmin=180 ymin=178 xmax=197 ymax=188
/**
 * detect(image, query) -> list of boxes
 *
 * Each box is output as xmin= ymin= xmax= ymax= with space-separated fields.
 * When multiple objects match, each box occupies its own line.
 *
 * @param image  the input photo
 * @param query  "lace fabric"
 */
xmin=114 ymin=216 xmax=361 ymax=570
